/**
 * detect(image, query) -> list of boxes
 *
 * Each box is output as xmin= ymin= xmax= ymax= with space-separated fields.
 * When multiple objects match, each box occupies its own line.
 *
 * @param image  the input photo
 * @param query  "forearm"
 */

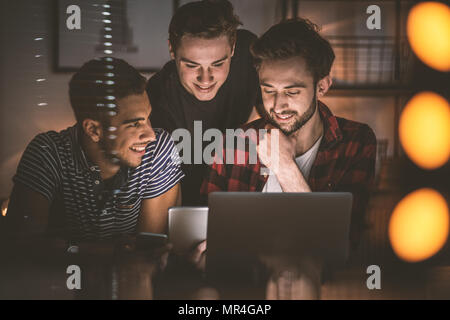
xmin=138 ymin=183 xmax=181 ymax=234
xmin=274 ymin=161 xmax=311 ymax=193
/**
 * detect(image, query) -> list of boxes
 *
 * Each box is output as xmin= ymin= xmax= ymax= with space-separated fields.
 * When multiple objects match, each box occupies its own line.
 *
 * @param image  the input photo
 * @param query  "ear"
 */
xmin=316 ymin=75 xmax=332 ymax=97
xmin=168 ymin=40 xmax=175 ymax=60
xmin=81 ymin=119 xmax=103 ymax=143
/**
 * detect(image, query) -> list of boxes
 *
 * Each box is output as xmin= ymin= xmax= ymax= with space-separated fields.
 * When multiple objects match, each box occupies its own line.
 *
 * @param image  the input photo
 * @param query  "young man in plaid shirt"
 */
xmin=198 ymin=18 xmax=377 ymax=299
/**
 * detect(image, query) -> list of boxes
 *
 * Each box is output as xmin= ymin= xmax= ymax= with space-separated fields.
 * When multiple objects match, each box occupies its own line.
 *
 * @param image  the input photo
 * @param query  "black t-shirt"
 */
xmin=146 ymin=29 xmax=260 ymax=205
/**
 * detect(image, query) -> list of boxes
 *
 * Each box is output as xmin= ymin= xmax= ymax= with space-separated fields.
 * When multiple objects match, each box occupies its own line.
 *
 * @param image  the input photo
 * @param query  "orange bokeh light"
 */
xmin=407 ymin=2 xmax=450 ymax=72
xmin=399 ymin=91 xmax=450 ymax=170
xmin=389 ymin=188 xmax=449 ymax=263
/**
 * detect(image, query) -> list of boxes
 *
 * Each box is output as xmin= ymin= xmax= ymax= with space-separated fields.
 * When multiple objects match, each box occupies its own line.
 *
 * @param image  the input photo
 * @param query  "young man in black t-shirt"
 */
xmin=146 ymin=0 xmax=260 ymax=205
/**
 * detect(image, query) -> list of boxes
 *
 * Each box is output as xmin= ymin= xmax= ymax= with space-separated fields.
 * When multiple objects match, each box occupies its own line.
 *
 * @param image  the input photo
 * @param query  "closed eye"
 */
xmin=286 ymin=90 xmax=300 ymax=96
xmin=263 ymin=88 xmax=276 ymax=94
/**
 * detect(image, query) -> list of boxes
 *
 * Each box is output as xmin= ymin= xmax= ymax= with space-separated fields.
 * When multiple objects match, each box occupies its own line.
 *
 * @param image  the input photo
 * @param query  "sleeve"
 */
xmin=338 ymin=125 xmax=377 ymax=251
xmin=12 ymin=134 xmax=60 ymax=202
xmin=142 ymin=130 xmax=185 ymax=199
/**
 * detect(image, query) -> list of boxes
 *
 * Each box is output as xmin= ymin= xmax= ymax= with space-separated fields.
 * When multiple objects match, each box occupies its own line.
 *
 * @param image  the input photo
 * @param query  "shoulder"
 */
xmin=141 ymin=128 xmax=177 ymax=165
xmin=234 ymin=29 xmax=257 ymax=57
xmin=147 ymin=61 xmax=176 ymax=87
xmin=337 ymin=117 xmax=376 ymax=145
xmin=336 ymin=117 xmax=377 ymax=160
xmin=25 ymin=127 xmax=73 ymax=157
xmin=146 ymin=61 xmax=177 ymax=101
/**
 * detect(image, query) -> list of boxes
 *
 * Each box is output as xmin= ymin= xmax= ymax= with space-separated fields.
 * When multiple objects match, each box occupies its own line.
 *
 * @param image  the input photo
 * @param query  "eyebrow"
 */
xmin=121 ymin=117 xmax=145 ymax=125
xmin=180 ymin=55 xmax=229 ymax=65
xmin=260 ymin=82 xmax=308 ymax=89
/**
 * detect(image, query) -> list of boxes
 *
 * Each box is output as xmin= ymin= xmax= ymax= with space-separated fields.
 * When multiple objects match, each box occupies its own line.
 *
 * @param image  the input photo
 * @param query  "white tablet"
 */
xmin=168 ymin=207 xmax=208 ymax=255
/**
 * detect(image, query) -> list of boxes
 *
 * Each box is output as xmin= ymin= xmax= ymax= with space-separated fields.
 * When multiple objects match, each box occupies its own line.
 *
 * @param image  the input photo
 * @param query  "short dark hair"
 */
xmin=169 ymin=0 xmax=242 ymax=54
xmin=69 ymin=57 xmax=146 ymax=124
xmin=251 ymin=18 xmax=335 ymax=83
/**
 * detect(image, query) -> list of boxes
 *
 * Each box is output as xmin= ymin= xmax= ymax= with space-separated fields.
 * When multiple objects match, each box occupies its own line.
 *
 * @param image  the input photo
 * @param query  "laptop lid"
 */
xmin=206 ymin=192 xmax=353 ymax=278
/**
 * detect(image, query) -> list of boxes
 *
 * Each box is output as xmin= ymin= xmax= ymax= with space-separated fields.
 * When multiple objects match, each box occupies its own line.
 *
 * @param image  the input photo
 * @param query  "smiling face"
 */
xmin=259 ymin=56 xmax=318 ymax=136
xmin=101 ymin=92 xmax=156 ymax=168
xmin=171 ymin=35 xmax=234 ymax=101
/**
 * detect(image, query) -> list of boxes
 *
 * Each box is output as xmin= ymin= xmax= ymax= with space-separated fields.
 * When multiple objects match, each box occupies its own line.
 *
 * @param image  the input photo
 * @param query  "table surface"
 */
xmin=0 ymin=191 xmax=449 ymax=300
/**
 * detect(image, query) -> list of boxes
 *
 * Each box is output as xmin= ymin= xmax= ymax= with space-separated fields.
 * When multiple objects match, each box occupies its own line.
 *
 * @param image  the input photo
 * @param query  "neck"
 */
xmin=80 ymin=132 xmax=120 ymax=181
xmin=291 ymin=105 xmax=324 ymax=157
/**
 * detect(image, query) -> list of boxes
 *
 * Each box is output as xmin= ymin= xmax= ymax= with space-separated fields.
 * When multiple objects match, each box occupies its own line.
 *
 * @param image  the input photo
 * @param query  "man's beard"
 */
xmin=265 ymin=90 xmax=317 ymax=136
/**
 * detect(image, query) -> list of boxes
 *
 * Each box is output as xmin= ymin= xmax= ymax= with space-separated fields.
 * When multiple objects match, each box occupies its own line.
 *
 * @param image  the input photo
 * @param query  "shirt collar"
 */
xmin=70 ymin=124 xmax=92 ymax=175
xmin=317 ymin=100 xmax=343 ymax=148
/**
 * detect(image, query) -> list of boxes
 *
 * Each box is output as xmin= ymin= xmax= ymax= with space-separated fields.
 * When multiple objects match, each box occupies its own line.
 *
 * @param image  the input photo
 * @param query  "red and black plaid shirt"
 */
xmin=200 ymin=101 xmax=377 ymax=248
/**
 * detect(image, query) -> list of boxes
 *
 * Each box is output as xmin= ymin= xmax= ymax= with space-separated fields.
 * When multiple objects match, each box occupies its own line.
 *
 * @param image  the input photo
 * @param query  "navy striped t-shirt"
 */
xmin=13 ymin=124 xmax=184 ymax=241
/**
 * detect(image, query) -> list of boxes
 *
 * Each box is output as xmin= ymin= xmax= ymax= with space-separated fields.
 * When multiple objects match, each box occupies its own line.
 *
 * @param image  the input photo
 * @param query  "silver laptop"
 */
xmin=206 ymin=192 xmax=353 ymax=278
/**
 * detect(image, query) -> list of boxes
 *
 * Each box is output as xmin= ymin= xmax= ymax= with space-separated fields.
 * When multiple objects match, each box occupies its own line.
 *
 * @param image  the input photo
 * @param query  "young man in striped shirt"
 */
xmin=4 ymin=58 xmax=184 ymax=247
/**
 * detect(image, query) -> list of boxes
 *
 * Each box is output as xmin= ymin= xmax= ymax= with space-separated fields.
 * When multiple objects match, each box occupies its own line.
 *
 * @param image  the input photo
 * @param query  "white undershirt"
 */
xmin=262 ymin=135 xmax=323 ymax=192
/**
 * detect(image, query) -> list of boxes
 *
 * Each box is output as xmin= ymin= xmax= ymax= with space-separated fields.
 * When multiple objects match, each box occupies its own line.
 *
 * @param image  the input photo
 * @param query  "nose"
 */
xmin=197 ymin=67 xmax=213 ymax=84
xmin=141 ymin=119 xmax=156 ymax=142
xmin=273 ymin=92 xmax=289 ymax=113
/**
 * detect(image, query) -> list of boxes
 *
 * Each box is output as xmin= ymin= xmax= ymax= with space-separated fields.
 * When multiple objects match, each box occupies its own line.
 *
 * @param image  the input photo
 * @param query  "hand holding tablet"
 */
xmin=168 ymin=207 xmax=208 ymax=255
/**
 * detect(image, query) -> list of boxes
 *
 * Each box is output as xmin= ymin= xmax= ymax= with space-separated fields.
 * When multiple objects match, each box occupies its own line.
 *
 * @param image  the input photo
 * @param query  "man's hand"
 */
xmin=138 ymin=183 xmax=181 ymax=234
xmin=114 ymin=235 xmax=173 ymax=272
xmin=257 ymin=125 xmax=296 ymax=175
xmin=257 ymin=126 xmax=311 ymax=192
xmin=188 ymin=240 xmax=207 ymax=272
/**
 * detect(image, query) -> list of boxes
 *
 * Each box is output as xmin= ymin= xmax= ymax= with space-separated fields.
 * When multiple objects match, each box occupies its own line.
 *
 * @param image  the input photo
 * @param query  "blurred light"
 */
xmin=105 ymin=73 xmax=114 ymax=77
xmin=105 ymin=27 xmax=112 ymax=31
xmin=37 ymin=103 xmax=48 ymax=107
xmin=103 ymin=4 xmax=111 ymax=8
xmin=1 ymin=199 xmax=9 ymax=217
xmin=34 ymin=37 xmax=43 ymax=41
xmin=95 ymin=80 xmax=103 ymax=84
xmin=399 ymin=91 xmax=450 ymax=170
xmin=104 ymin=42 xmax=112 ymax=46
xmin=104 ymin=50 xmax=113 ymax=55
xmin=108 ymin=135 xmax=117 ymax=140
xmin=102 ymin=19 xmax=112 ymax=24
xmin=389 ymin=188 xmax=449 ymax=263
xmin=108 ymin=126 xmax=117 ymax=131
xmin=106 ymin=65 xmax=114 ymax=69
xmin=104 ymin=35 xmax=112 ymax=39
xmin=106 ymin=80 xmax=115 ymax=85
xmin=35 ymin=55 xmax=43 ymax=58
xmin=108 ymin=111 xmax=117 ymax=117
xmin=407 ymin=2 xmax=450 ymax=71
xmin=105 ymin=57 xmax=113 ymax=62
xmin=102 ymin=12 xmax=111 ymax=16
xmin=105 ymin=96 xmax=115 ymax=100
xmin=36 ymin=78 xmax=46 ymax=82
xmin=107 ymin=103 xmax=116 ymax=108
